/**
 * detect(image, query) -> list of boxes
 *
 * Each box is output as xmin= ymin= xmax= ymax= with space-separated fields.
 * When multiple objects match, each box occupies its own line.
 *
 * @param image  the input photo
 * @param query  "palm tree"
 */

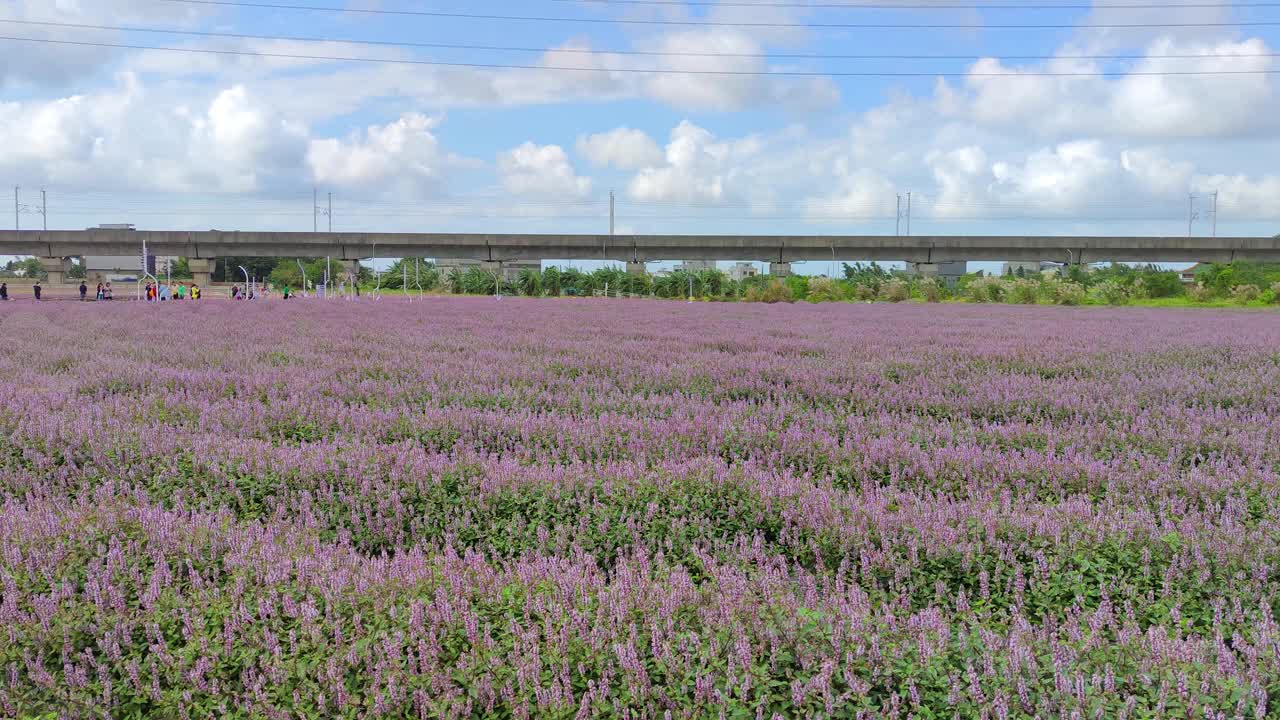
xmin=450 ymin=267 xmax=471 ymax=293
xmin=517 ymin=268 xmax=542 ymax=296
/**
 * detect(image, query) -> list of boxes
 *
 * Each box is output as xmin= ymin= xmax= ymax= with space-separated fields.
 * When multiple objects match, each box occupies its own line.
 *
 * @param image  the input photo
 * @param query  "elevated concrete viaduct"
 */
xmin=2 ymin=230 xmax=1278 ymax=284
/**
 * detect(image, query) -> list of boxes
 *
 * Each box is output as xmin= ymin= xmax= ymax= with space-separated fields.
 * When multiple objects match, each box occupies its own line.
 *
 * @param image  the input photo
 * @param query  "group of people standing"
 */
xmin=0 ymin=279 xmax=292 ymax=302
xmin=78 ymin=282 xmax=115 ymax=301
xmin=143 ymin=282 xmax=201 ymax=301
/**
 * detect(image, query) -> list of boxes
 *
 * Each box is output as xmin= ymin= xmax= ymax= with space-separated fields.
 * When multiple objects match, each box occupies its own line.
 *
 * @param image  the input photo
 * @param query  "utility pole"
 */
xmin=1188 ymin=193 xmax=1198 ymax=237
xmin=13 ymin=186 xmax=18 ymax=231
xmin=328 ymin=192 xmax=333 ymax=232
xmin=895 ymin=194 xmax=901 ymax=236
xmin=609 ymin=190 xmax=615 ymax=236
xmin=40 ymin=188 xmax=46 ymax=231
xmin=1211 ymin=190 xmax=1218 ymax=238
xmin=904 ymin=191 xmax=912 ymax=236
xmin=313 ymin=187 xmax=318 ymax=232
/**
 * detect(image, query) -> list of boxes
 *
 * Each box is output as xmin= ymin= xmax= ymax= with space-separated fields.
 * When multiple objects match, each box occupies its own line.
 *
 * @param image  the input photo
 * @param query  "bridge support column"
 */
xmin=626 ymin=261 xmax=646 ymax=277
xmin=769 ymin=262 xmax=792 ymax=277
xmin=909 ymin=262 xmax=939 ymax=278
xmin=188 ymin=258 xmax=214 ymax=288
xmin=39 ymin=257 xmax=71 ymax=285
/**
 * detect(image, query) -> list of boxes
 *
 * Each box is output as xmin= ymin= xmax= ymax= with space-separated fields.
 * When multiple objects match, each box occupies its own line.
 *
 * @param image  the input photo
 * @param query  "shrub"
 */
xmin=806 ymin=278 xmax=844 ymax=303
xmin=743 ymin=278 xmax=795 ymax=303
xmin=1186 ymin=283 xmax=1213 ymax=302
xmin=1053 ymin=281 xmax=1087 ymax=306
xmin=853 ymin=284 xmax=877 ymax=302
xmin=1130 ymin=278 xmax=1150 ymax=300
xmin=1271 ymin=282 xmax=1280 ymax=302
xmin=1038 ymin=278 xmax=1077 ymax=305
xmin=1230 ymin=284 xmax=1261 ymax=304
xmin=967 ymin=276 xmax=1003 ymax=303
xmin=920 ymin=278 xmax=943 ymax=303
xmin=879 ymin=279 xmax=910 ymax=303
xmin=1091 ymin=280 xmax=1130 ymax=306
xmin=1140 ymin=271 xmax=1184 ymax=298
xmin=1006 ymin=279 xmax=1038 ymax=305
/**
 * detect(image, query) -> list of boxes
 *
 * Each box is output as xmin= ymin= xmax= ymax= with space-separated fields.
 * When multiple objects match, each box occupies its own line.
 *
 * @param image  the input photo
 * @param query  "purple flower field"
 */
xmin=2 ymin=299 xmax=1279 ymax=718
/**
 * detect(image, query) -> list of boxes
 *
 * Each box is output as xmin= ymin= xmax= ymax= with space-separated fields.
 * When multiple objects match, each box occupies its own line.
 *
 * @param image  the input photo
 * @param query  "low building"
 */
xmin=907 ymin=261 xmax=967 ymax=288
xmin=729 ymin=262 xmax=759 ymax=282
xmin=1179 ymin=263 xmax=1202 ymax=283
xmin=1002 ymin=261 xmax=1059 ymax=277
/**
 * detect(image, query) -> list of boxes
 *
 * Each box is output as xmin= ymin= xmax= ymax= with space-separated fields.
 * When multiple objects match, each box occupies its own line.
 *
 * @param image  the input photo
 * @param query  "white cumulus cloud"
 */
xmin=576 ymin=128 xmax=664 ymax=171
xmin=497 ymin=142 xmax=592 ymax=198
xmin=307 ymin=113 xmax=462 ymax=192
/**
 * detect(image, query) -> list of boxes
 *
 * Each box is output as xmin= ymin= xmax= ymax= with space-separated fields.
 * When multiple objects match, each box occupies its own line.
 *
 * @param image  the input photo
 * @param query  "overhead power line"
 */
xmin=550 ymin=0 xmax=1280 ymax=7
xmin=3 ymin=35 xmax=1277 ymax=76
xmin=154 ymin=0 xmax=1280 ymax=28
xmin=5 ymin=19 xmax=1277 ymax=62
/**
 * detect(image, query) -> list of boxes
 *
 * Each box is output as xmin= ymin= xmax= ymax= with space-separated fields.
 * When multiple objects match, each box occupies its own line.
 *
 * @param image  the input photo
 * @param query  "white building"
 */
xmin=1002 ymin=261 xmax=1059 ymax=277
xmin=729 ymin=262 xmax=759 ymax=282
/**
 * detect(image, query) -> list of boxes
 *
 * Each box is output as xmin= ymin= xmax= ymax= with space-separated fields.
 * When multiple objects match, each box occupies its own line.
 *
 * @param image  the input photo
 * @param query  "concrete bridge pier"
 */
xmin=909 ymin=262 xmax=939 ymax=277
xmin=626 ymin=261 xmax=646 ymax=277
xmin=769 ymin=261 xmax=792 ymax=277
xmin=188 ymin=258 xmax=214 ymax=288
xmin=39 ymin=257 xmax=72 ymax=285
xmin=345 ymin=259 xmax=362 ymax=283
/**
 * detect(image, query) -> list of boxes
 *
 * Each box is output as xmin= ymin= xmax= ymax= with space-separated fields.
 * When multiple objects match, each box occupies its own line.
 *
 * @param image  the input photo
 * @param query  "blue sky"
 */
xmin=2 ymin=0 xmax=1279 ymax=273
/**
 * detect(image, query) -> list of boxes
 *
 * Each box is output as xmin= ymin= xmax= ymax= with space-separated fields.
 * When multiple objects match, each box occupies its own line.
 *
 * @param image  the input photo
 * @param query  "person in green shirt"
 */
xmin=177 ymin=283 xmax=187 ymax=300
xmin=282 ymin=285 xmax=291 ymax=299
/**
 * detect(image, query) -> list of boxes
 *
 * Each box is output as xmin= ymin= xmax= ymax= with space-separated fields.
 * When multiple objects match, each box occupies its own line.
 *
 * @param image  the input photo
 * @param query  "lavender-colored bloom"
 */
xmin=0 ymin=300 xmax=1278 ymax=716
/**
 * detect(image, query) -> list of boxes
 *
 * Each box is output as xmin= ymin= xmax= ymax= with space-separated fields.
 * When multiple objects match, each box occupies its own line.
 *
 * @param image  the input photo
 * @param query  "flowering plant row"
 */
xmin=2 ymin=300 xmax=1279 ymax=718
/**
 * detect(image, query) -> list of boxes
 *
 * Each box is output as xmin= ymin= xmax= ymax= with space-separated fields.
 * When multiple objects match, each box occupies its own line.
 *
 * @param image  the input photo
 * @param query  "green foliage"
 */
xmin=267 ymin=261 xmax=303 ymax=290
xmin=1 ymin=257 xmax=46 ymax=279
xmin=1199 ymin=261 xmax=1280 ymax=292
xmin=966 ymin=276 xmax=1004 ymax=303
xmin=215 ymin=257 xmax=278 ymax=282
xmin=805 ymin=277 xmax=844 ymax=303
xmin=516 ymin=268 xmax=542 ymax=296
xmin=1090 ymin=280 xmax=1130 ymax=306
xmin=541 ymin=266 xmax=563 ymax=296
xmin=784 ymin=275 xmax=810 ymax=301
xmin=878 ymin=279 xmax=910 ymax=303
xmin=1187 ymin=283 xmax=1214 ymax=302
xmin=919 ymin=278 xmax=943 ymax=303
xmin=459 ymin=267 xmax=499 ymax=295
xmin=842 ymin=261 xmax=892 ymax=286
xmin=742 ymin=278 xmax=794 ymax=303
xmin=1051 ymin=280 xmax=1087 ymax=306
xmin=1006 ymin=279 xmax=1038 ymax=304
xmin=168 ymin=257 xmax=192 ymax=279
xmin=1138 ymin=270 xmax=1183 ymax=298
xmin=1230 ymin=283 xmax=1261 ymax=304
xmin=377 ymin=259 xmax=438 ymax=290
